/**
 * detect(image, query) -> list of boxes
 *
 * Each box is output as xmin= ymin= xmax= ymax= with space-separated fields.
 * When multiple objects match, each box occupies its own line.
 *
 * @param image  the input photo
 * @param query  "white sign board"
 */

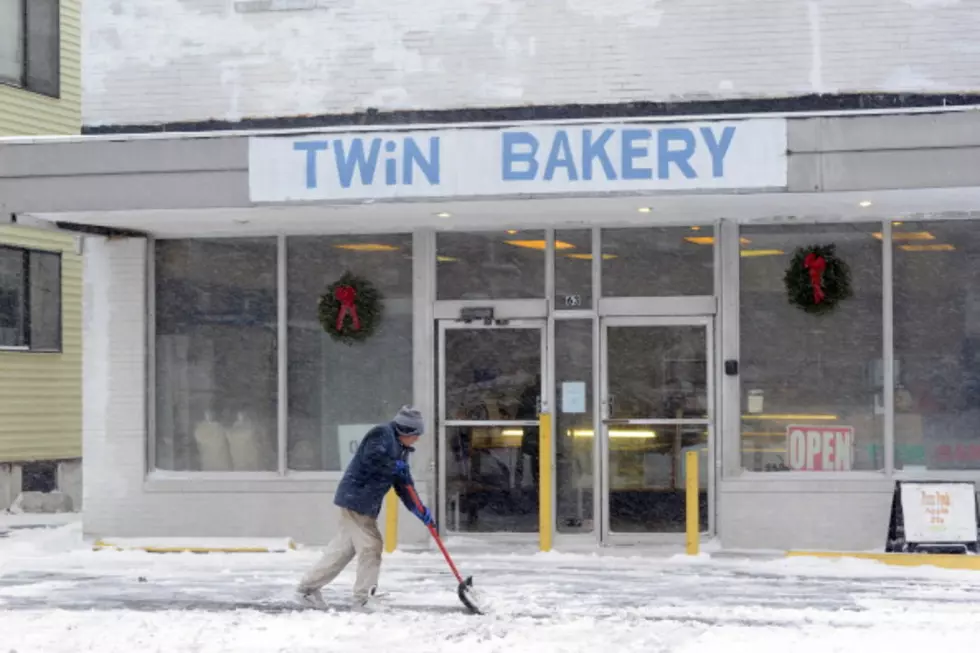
xmin=786 ymin=425 xmax=855 ymax=471
xmin=561 ymin=381 xmax=587 ymax=414
xmin=249 ymin=118 xmax=787 ymax=203
xmin=336 ymin=424 xmax=376 ymax=471
xmin=900 ymin=482 xmax=978 ymax=544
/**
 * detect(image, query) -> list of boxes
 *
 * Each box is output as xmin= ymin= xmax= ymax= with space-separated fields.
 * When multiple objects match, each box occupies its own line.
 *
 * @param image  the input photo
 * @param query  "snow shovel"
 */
xmin=403 ymin=484 xmax=486 ymax=615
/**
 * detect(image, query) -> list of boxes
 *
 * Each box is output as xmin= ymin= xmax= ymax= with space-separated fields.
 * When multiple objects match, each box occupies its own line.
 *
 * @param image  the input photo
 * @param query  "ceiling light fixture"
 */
xmin=872 ymin=231 xmax=935 ymax=241
xmin=436 ymin=212 xmax=452 ymax=218
xmin=740 ymin=249 xmax=785 ymax=258
xmin=504 ymin=239 xmax=576 ymax=251
xmin=333 ymin=243 xmax=399 ymax=252
xmin=859 ymin=200 xmax=873 ymax=208
xmin=566 ymin=253 xmax=618 ymax=260
xmin=637 ymin=207 xmax=652 ymax=213
xmin=900 ymin=243 xmax=955 ymax=252
xmin=684 ymin=237 xmax=752 ymax=246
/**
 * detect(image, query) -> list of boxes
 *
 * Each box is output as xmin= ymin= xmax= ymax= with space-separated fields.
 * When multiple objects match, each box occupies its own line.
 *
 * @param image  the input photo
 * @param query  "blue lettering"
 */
xmin=293 ymin=140 xmax=328 ymax=189
xmin=384 ymin=142 xmax=398 ymax=186
xmin=621 ymin=129 xmax=652 ymax=180
xmin=543 ymin=130 xmax=578 ymax=181
xmin=502 ymin=132 xmax=539 ymax=181
xmin=657 ymin=128 xmax=696 ymax=179
xmin=333 ymin=138 xmax=382 ymax=188
xmin=385 ymin=158 xmax=397 ymax=185
xmin=403 ymin=137 xmax=440 ymax=185
xmin=582 ymin=129 xmax=616 ymax=181
xmin=701 ymin=126 xmax=735 ymax=178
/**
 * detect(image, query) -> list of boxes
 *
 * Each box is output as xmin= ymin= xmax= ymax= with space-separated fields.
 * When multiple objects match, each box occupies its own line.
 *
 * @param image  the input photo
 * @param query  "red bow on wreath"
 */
xmin=803 ymin=253 xmax=827 ymax=304
xmin=334 ymin=285 xmax=361 ymax=331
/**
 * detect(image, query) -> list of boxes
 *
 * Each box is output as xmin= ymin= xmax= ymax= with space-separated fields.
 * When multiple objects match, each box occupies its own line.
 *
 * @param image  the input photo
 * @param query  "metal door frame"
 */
xmin=598 ymin=315 xmax=715 ymax=546
xmin=437 ymin=318 xmax=548 ymax=540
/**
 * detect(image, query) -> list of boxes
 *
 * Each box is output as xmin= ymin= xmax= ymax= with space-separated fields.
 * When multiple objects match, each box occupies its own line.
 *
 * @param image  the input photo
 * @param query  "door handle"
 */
xmin=603 ymin=394 xmax=615 ymax=419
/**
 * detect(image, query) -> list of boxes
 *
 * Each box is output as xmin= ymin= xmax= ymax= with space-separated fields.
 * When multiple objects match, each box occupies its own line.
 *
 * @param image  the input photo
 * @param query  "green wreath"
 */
xmin=783 ymin=244 xmax=853 ymax=315
xmin=317 ymin=271 xmax=384 ymax=345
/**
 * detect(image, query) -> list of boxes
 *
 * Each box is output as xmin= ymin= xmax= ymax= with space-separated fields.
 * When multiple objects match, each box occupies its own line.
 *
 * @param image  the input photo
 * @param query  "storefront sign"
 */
xmin=898 ymin=482 xmax=978 ymax=544
xmin=786 ymin=425 xmax=854 ymax=471
xmin=248 ymin=118 xmax=787 ymax=202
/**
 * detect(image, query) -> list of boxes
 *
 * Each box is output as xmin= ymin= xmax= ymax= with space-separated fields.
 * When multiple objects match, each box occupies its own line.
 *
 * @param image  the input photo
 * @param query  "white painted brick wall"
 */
xmin=83 ymin=0 xmax=980 ymax=127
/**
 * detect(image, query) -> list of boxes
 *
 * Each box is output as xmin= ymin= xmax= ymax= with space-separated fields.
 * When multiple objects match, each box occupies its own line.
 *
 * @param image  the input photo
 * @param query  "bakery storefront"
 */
xmin=4 ymin=109 xmax=980 ymax=551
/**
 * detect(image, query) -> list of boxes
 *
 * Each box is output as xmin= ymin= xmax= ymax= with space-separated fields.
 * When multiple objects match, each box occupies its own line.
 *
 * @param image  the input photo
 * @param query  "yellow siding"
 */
xmin=0 ymin=225 xmax=82 ymax=462
xmin=0 ymin=0 xmax=81 ymax=136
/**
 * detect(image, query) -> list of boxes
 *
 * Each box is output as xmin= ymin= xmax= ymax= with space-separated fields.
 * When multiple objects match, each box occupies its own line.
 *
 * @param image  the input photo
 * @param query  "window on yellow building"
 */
xmin=0 ymin=245 xmax=62 ymax=352
xmin=0 ymin=0 xmax=60 ymax=98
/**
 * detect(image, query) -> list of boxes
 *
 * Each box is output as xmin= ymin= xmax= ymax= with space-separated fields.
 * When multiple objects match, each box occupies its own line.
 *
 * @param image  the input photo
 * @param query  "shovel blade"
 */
xmin=456 ymin=576 xmax=485 ymax=614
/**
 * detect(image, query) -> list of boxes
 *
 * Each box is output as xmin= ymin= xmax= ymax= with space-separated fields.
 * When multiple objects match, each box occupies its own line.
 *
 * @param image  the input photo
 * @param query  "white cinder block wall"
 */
xmin=82 ymin=236 xmax=146 ymax=537
xmin=83 ymin=0 xmax=980 ymax=127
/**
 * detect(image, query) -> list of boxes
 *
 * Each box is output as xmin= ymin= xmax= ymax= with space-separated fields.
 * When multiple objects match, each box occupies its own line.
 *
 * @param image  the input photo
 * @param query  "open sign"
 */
xmin=787 ymin=425 xmax=855 ymax=471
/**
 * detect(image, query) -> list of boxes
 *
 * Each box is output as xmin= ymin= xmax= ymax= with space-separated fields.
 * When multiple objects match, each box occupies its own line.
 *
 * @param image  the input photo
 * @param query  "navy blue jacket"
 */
xmin=334 ymin=422 xmax=418 ymax=518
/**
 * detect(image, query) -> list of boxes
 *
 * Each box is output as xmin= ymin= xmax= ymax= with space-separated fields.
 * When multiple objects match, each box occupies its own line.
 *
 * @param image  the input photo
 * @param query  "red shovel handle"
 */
xmin=403 ymin=484 xmax=464 ymax=584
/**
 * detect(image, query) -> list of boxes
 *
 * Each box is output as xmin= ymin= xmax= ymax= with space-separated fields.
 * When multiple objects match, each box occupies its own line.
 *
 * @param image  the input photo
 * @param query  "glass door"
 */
xmin=599 ymin=316 xmax=712 ymax=542
xmin=438 ymin=320 xmax=546 ymax=535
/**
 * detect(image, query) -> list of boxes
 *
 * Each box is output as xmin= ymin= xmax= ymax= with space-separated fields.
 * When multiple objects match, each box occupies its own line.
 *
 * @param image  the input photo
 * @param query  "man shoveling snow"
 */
xmin=295 ymin=406 xmax=434 ymax=610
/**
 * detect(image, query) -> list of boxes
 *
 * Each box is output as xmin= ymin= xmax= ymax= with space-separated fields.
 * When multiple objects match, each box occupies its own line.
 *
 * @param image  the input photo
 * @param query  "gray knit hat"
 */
xmin=393 ymin=405 xmax=425 ymax=435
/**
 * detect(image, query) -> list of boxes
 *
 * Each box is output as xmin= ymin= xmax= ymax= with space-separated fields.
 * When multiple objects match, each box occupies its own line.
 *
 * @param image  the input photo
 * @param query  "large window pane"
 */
xmin=287 ymin=234 xmax=413 ymax=472
xmin=0 ymin=0 xmax=23 ymax=85
xmin=154 ymin=239 xmax=278 ymax=472
xmin=894 ymin=219 xmax=980 ymax=470
xmin=0 ymin=247 xmax=26 ymax=348
xmin=442 ymin=327 xmax=541 ymax=533
xmin=29 ymin=251 xmax=60 ymax=351
xmin=554 ymin=229 xmax=593 ymax=310
xmin=24 ymin=0 xmax=59 ymax=97
xmin=739 ymin=223 xmax=883 ymax=472
xmin=601 ymin=226 xmax=714 ymax=297
xmin=437 ymin=230 xmax=545 ymax=299
xmin=555 ymin=319 xmax=594 ymax=533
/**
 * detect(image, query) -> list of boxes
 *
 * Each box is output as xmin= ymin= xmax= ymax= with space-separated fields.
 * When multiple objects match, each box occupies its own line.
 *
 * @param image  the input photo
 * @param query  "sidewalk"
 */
xmin=4 ymin=520 xmax=980 ymax=651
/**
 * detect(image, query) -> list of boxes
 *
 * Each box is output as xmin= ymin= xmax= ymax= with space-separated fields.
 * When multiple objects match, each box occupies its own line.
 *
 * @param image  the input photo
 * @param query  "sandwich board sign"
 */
xmin=885 ymin=480 xmax=980 ymax=554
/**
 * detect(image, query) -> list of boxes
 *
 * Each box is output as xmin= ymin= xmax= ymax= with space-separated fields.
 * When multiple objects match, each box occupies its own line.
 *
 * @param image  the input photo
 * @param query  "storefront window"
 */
xmin=601 ymin=226 xmax=714 ymax=297
xmin=554 ymin=229 xmax=593 ymax=310
xmin=154 ymin=239 xmax=278 ymax=472
xmin=436 ymin=230 xmax=545 ymax=300
xmin=555 ymin=319 xmax=594 ymax=533
xmin=739 ymin=223 xmax=883 ymax=472
xmin=893 ymin=218 xmax=980 ymax=470
xmin=286 ymin=234 xmax=413 ymax=471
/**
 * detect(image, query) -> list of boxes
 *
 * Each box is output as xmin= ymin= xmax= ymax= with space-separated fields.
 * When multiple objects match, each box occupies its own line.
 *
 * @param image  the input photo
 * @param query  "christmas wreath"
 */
xmin=783 ymin=244 xmax=852 ymax=315
xmin=317 ymin=271 xmax=384 ymax=345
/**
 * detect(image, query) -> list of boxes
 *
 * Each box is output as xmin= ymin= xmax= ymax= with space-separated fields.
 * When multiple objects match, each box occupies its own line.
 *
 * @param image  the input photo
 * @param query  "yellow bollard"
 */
xmin=384 ymin=488 xmax=398 ymax=553
xmin=539 ymin=412 xmax=553 ymax=552
xmin=685 ymin=450 xmax=699 ymax=556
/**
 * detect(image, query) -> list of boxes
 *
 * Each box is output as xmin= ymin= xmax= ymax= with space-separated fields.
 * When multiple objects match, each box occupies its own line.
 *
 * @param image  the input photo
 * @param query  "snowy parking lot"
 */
xmin=4 ymin=518 xmax=980 ymax=652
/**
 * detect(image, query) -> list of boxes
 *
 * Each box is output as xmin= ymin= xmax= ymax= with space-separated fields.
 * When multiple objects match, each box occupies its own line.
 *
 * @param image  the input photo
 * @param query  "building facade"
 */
xmin=3 ymin=0 xmax=980 ymax=549
xmin=0 ymin=0 xmax=83 ymax=512
xmin=3 ymin=111 xmax=980 ymax=551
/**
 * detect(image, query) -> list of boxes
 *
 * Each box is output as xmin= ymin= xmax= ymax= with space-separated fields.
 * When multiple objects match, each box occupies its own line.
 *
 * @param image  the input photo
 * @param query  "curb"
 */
xmin=786 ymin=550 xmax=980 ymax=570
xmin=92 ymin=538 xmax=297 ymax=554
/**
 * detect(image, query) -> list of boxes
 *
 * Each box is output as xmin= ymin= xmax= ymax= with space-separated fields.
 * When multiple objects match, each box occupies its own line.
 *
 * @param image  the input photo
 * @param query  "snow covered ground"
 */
xmin=4 ymin=517 xmax=980 ymax=652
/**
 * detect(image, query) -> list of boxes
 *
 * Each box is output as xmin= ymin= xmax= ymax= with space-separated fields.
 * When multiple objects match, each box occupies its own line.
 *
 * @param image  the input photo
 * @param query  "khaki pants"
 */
xmin=298 ymin=508 xmax=384 ymax=601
